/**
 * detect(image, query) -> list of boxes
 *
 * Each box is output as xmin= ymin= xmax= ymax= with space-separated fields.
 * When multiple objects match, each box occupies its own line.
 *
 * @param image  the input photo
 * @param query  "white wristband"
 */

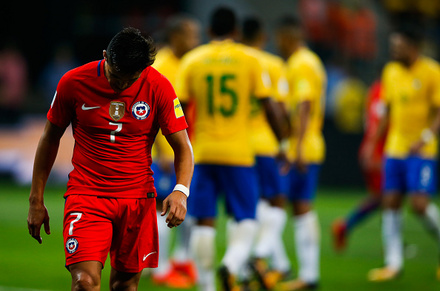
xmin=173 ymin=184 xmax=189 ymax=197
xmin=421 ymin=128 xmax=435 ymax=143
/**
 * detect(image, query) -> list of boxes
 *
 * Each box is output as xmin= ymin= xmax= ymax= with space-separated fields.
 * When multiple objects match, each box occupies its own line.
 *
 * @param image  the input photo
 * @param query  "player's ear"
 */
xmin=103 ymin=50 xmax=108 ymax=61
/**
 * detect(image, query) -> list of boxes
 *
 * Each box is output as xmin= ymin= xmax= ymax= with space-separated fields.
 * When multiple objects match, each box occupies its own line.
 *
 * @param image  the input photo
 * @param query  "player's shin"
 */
xmin=190 ymin=225 xmax=216 ymax=291
xmin=382 ymin=209 xmax=403 ymax=270
xmin=221 ymin=219 xmax=258 ymax=275
xmin=294 ymin=211 xmax=320 ymax=283
xmin=420 ymin=203 xmax=440 ymax=250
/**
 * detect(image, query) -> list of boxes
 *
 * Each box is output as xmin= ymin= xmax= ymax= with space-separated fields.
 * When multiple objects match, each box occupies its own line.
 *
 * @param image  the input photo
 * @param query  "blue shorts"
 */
xmin=384 ymin=156 xmax=437 ymax=195
xmin=255 ymin=156 xmax=285 ymax=199
xmin=188 ymin=164 xmax=259 ymax=221
xmin=285 ymin=164 xmax=321 ymax=201
xmin=151 ymin=162 xmax=176 ymax=200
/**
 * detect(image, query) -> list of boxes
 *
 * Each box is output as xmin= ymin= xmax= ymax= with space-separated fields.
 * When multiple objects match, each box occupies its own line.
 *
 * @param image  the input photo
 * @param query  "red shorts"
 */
xmin=63 ymin=195 xmax=158 ymax=273
xmin=362 ymin=169 xmax=383 ymax=197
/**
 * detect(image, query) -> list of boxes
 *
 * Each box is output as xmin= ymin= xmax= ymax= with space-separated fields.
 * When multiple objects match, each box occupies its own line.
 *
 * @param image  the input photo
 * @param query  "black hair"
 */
xmin=106 ymin=27 xmax=157 ymax=74
xmin=393 ymin=24 xmax=424 ymax=47
xmin=210 ymin=7 xmax=236 ymax=37
xmin=242 ymin=17 xmax=263 ymax=42
xmin=276 ymin=15 xmax=301 ymax=30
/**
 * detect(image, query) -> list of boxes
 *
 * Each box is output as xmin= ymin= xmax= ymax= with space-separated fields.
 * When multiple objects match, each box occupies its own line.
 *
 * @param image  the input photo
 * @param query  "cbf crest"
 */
xmin=109 ymin=101 xmax=125 ymax=121
xmin=132 ymin=101 xmax=150 ymax=120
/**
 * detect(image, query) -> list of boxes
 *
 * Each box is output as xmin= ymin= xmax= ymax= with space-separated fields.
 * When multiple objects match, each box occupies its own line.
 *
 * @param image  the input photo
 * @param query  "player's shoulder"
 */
xmin=418 ymin=56 xmax=440 ymax=72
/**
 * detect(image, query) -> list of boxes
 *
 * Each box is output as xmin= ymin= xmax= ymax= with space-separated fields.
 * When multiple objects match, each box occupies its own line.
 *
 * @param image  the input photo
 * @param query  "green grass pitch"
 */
xmin=0 ymin=180 xmax=439 ymax=290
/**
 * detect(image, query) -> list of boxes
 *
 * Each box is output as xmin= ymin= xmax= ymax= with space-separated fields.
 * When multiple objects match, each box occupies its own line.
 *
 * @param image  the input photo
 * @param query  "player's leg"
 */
xmin=188 ymin=165 xmax=218 ymax=291
xmin=368 ymin=157 xmax=405 ymax=281
xmin=332 ymin=169 xmax=382 ymax=251
xmin=219 ymin=165 xmax=259 ymax=290
xmin=64 ymin=195 xmax=115 ymax=290
xmin=110 ymin=197 xmax=159 ymax=289
xmin=407 ymin=157 xmax=440 ymax=279
xmin=69 ymin=261 xmax=102 ymax=291
xmin=109 ymin=269 xmax=142 ymax=291
xmin=279 ymin=164 xmax=320 ymax=290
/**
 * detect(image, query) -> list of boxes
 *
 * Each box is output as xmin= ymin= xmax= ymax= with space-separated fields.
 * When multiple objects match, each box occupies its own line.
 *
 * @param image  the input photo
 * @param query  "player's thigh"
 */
xmin=363 ymin=169 xmax=383 ymax=197
xmin=287 ymin=164 xmax=321 ymax=203
xmin=64 ymin=195 xmax=113 ymax=268
xmin=110 ymin=197 xmax=158 ymax=273
xmin=383 ymin=157 xmax=406 ymax=193
xmin=255 ymin=156 xmax=285 ymax=199
xmin=407 ymin=156 xmax=437 ymax=195
xmin=187 ymin=164 xmax=218 ymax=219
xmin=220 ymin=165 xmax=259 ymax=221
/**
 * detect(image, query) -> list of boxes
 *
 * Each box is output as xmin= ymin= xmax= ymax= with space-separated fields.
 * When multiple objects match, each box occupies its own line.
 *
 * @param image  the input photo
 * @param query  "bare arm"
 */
xmin=261 ymin=97 xmax=290 ymax=141
xmin=162 ymin=129 xmax=194 ymax=228
xmin=295 ymin=101 xmax=311 ymax=172
xmin=410 ymin=107 xmax=440 ymax=154
xmin=27 ymin=120 xmax=65 ymax=243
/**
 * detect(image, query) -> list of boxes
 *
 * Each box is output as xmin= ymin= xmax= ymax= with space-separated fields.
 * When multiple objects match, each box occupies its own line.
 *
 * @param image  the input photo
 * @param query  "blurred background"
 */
xmin=2 ymin=0 xmax=440 ymax=186
xmin=2 ymin=1 xmax=440 ymax=290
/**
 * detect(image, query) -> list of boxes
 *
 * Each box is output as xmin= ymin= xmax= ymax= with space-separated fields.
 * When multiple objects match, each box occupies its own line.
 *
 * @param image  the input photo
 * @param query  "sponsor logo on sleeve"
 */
xmin=173 ymin=98 xmax=184 ymax=118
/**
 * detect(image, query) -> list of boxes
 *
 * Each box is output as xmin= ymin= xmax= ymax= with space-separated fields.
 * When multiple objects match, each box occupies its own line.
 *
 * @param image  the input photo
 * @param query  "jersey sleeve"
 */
xmin=380 ymin=63 xmax=393 ymax=105
xmin=271 ymin=62 xmax=289 ymax=103
xmin=155 ymin=76 xmax=188 ymax=136
xmin=291 ymin=62 xmax=316 ymax=103
xmin=250 ymin=56 xmax=272 ymax=100
xmin=430 ymin=63 xmax=440 ymax=107
xmin=46 ymin=74 xmax=75 ymax=129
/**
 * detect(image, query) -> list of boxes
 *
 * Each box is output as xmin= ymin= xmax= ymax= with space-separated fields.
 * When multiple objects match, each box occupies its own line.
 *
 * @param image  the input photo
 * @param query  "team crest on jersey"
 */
xmin=66 ymin=238 xmax=78 ymax=254
xmin=109 ymin=101 xmax=125 ymax=121
xmin=132 ymin=101 xmax=150 ymax=120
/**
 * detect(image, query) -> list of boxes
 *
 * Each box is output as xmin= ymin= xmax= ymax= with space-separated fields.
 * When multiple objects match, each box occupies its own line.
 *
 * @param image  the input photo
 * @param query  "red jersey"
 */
xmin=48 ymin=60 xmax=188 ymax=198
xmin=359 ymin=80 xmax=386 ymax=161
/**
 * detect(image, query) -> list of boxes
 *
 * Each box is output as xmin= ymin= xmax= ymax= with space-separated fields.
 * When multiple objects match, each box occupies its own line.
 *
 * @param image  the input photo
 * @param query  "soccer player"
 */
xmin=365 ymin=26 xmax=440 ymax=282
xmin=331 ymin=79 xmax=385 ymax=251
xmin=175 ymin=7 xmax=284 ymax=291
xmin=275 ymin=16 xmax=326 ymax=290
xmin=150 ymin=15 xmax=200 ymax=288
xmin=27 ymin=27 xmax=194 ymax=291
xmin=240 ymin=16 xmax=292 ymax=289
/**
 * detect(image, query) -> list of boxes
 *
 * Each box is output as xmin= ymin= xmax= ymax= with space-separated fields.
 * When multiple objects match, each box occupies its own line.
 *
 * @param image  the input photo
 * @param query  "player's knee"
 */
xmin=409 ymin=194 xmax=430 ymax=216
xmin=71 ymin=272 xmax=100 ymax=291
xmin=111 ymin=280 xmax=135 ymax=291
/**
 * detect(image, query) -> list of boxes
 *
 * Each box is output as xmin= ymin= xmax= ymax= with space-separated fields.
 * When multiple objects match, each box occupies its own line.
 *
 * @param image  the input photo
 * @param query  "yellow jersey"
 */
xmin=175 ymin=39 xmax=271 ymax=166
xmin=382 ymin=56 xmax=440 ymax=158
xmin=151 ymin=47 xmax=181 ymax=161
xmin=286 ymin=47 xmax=326 ymax=164
xmin=249 ymin=49 xmax=288 ymax=157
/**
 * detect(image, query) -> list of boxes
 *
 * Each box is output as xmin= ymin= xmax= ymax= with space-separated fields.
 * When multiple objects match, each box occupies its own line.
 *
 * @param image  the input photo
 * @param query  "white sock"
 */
xmin=221 ymin=219 xmax=258 ymax=275
xmin=382 ymin=209 xmax=403 ymax=270
xmin=154 ymin=210 xmax=171 ymax=275
xmin=190 ymin=225 xmax=216 ymax=291
xmin=254 ymin=203 xmax=290 ymax=271
xmin=294 ymin=211 xmax=320 ymax=283
xmin=269 ymin=207 xmax=290 ymax=272
xmin=254 ymin=200 xmax=277 ymax=258
xmin=421 ymin=203 xmax=440 ymax=250
xmin=173 ymin=215 xmax=195 ymax=262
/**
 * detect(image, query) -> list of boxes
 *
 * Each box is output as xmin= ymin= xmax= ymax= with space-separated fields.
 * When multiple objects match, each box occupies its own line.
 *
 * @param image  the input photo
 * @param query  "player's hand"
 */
xmin=294 ymin=147 xmax=307 ymax=173
xmin=410 ymin=140 xmax=425 ymax=155
xmin=161 ymin=191 xmax=187 ymax=228
xmin=27 ymin=202 xmax=51 ymax=244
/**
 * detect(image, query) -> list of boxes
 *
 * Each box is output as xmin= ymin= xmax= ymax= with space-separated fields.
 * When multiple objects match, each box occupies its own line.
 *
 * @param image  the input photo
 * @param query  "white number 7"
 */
xmin=109 ymin=122 xmax=123 ymax=143
xmin=69 ymin=212 xmax=82 ymax=235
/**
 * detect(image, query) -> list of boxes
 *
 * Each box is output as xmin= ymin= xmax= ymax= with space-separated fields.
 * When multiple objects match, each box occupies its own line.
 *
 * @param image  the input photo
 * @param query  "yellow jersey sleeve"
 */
xmin=430 ymin=62 xmax=440 ymax=107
